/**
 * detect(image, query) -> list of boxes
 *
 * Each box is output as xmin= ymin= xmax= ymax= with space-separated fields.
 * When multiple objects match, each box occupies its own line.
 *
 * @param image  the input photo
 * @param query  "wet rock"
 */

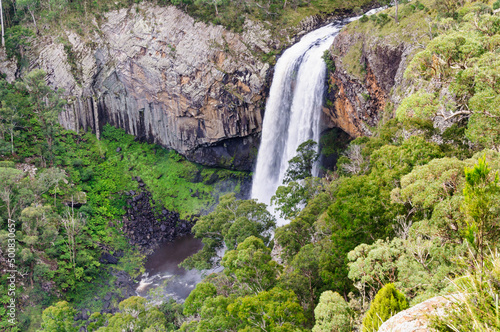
xmin=116 ymin=147 xmax=121 ymax=152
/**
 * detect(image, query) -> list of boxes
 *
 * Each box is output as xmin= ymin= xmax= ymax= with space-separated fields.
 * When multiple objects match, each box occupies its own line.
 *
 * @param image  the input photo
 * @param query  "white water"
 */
xmin=251 ymin=10 xmax=382 ymax=226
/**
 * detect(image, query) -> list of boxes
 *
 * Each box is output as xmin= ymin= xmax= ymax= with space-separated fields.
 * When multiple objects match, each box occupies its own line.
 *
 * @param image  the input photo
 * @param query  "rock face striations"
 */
xmin=35 ymin=4 xmax=272 ymax=170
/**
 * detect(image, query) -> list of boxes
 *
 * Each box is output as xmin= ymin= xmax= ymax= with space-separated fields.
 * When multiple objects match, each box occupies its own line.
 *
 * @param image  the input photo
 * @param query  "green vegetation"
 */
xmin=180 ymin=193 xmax=276 ymax=270
xmin=399 ymin=1 xmax=500 ymax=148
xmin=0 ymin=69 xmax=247 ymax=330
xmin=431 ymin=252 xmax=500 ymax=331
xmin=312 ymin=291 xmax=353 ymax=332
xmin=362 ymin=283 xmax=409 ymax=332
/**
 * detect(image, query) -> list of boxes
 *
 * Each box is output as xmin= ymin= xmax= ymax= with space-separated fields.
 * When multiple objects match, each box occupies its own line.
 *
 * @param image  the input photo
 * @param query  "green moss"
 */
xmin=342 ymin=0 xmax=435 ymax=45
xmin=343 ymin=39 xmax=365 ymax=80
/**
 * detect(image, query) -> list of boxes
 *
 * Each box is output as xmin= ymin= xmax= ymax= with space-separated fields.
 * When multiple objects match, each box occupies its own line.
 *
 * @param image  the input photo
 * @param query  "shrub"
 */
xmin=362 ymin=283 xmax=409 ymax=332
xmin=322 ymin=50 xmax=336 ymax=73
xmin=431 ymin=252 xmax=500 ymax=331
xmin=0 ymin=161 xmax=15 ymax=168
xmin=313 ymin=291 xmax=352 ymax=332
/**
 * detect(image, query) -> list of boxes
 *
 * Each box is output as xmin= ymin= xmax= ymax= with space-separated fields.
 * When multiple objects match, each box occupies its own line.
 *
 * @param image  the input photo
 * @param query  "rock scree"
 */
xmin=121 ymin=176 xmax=195 ymax=252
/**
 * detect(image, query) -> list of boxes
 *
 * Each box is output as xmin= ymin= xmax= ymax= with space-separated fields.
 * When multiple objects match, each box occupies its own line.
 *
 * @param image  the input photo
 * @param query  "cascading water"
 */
xmin=251 ymin=11 xmax=381 ymax=225
xmin=251 ymin=24 xmax=341 ymax=223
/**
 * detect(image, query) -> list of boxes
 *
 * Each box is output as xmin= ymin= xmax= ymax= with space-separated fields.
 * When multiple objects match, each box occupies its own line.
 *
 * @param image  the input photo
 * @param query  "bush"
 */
xmin=360 ymin=14 xmax=369 ymax=23
xmin=494 ymin=1 xmax=500 ymax=10
xmin=0 ymin=161 xmax=15 ymax=168
xmin=313 ymin=291 xmax=352 ymax=332
xmin=431 ymin=251 xmax=500 ymax=331
xmin=322 ymin=50 xmax=336 ymax=73
xmin=362 ymin=283 xmax=409 ymax=332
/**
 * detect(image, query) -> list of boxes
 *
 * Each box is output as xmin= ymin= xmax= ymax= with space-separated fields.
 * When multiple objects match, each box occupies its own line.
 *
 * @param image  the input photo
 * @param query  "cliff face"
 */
xmin=34 ymin=4 xmax=273 ymax=170
xmin=322 ymin=24 xmax=420 ymax=138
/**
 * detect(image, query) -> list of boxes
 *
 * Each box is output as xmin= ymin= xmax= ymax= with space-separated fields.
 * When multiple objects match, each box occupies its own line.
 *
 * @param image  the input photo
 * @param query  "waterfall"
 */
xmin=251 ymin=23 xmax=341 ymax=222
xmin=251 ymin=10 xmax=382 ymax=225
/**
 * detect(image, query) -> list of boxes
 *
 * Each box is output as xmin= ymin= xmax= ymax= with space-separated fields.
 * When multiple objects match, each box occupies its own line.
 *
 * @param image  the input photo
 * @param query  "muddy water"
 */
xmin=135 ymin=235 xmax=204 ymax=302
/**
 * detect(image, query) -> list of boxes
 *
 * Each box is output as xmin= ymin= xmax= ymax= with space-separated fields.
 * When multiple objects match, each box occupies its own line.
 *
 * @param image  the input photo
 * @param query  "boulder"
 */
xmin=378 ymin=294 xmax=465 ymax=332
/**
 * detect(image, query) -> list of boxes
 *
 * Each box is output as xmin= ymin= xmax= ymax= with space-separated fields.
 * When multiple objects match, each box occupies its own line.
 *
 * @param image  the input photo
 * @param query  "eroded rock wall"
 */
xmin=34 ymin=4 xmax=273 ymax=170
xmin=323 ymin=29 xmax=416 ymax=137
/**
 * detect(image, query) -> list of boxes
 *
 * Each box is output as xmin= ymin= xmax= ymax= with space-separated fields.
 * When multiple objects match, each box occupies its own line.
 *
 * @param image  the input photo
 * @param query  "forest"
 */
xmin=1 ymin=0 xmax=500 ymax=331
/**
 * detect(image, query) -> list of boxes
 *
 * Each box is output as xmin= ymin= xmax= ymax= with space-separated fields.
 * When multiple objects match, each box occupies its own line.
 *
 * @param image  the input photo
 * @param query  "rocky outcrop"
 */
xmin=323 ymin=25 xmax=418 ymax=138
xmin=377 ymin=294 xmax=464 ymax=332
xmin=33 ymin=4 xmax=273 ymax=170
xmin=0 ymin=49 xmax=17 ymax=83
xmin=121 ymin=176 xmax=194 ymax=252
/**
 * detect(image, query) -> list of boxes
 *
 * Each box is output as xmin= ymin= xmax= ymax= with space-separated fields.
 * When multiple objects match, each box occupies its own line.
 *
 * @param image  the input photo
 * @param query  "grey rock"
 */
xmin=34 ymin=4 xmax=271 ymax=170
xmin=378 ymin=294 xmax=465 ymax=332
xmin=0 ymin=49 xmax=17 ymax=83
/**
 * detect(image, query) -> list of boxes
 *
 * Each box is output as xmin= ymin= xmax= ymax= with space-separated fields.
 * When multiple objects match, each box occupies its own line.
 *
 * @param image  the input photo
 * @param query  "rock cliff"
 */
xmin=34 ymin=4 xmax=273 ymax=170
xmin=322 ymin=14 xmax=427 ymax=138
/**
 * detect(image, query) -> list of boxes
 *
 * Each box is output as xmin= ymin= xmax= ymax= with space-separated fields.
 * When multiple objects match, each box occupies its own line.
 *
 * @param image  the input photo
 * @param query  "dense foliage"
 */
xmin=0 ymin=68 xmax=247 ymax=330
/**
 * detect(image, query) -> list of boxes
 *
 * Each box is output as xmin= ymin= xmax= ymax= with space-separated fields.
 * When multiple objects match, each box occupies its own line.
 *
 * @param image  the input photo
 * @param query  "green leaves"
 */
xmin=181 ymin=193 xmax=275 ymax=270
xmin=38 ymin=301 xmax=78 ymax=332
xmin=184 ymin=283 xmax=217 ymax=316
xmin=283 ymin=140 xmax=319 ymax=184
xmin=313 ymin=291 xmax=352 ymax=332
xmin=462 ymin=156 xmax=500 ymax=268
xmin=348 ymin=238 xmax=404 ymax=297
xmin=362 ymin=283 xmax=408 ymax=332
xmin=228 ymin=287 xmax=306 ymax=332
xmin=401 ymin=11 xmax=500 ymax=149
xmin=222 ymin=236 xmax=278 ymax=294
xmin=98 ymin=297 xmax=168 ymax=332
xmin=271 ymin=177 xmax=324 ymax=220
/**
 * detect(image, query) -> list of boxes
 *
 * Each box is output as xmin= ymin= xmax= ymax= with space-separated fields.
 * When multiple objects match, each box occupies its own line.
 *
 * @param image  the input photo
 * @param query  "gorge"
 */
xmin=2 ymin=0 xmax=496 ymax=331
